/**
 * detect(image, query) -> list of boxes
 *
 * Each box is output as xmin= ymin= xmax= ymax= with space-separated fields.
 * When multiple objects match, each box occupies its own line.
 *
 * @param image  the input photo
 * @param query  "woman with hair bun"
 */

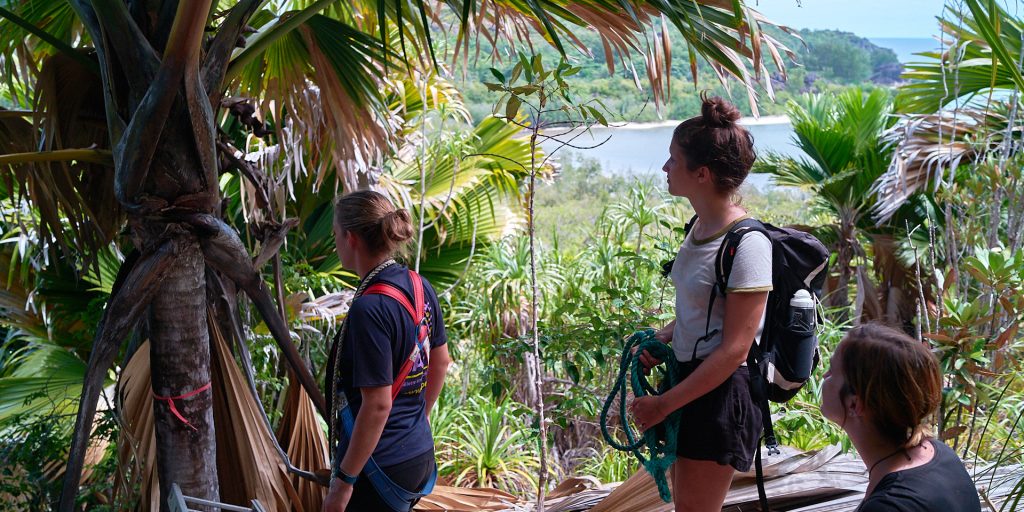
xmin=631 ymin=94 xmax=771 ymax=511
xmin=822 ymin=323 xmax=980 ymax=511
xmin=323 ymin=190 xmax=451 ymax=512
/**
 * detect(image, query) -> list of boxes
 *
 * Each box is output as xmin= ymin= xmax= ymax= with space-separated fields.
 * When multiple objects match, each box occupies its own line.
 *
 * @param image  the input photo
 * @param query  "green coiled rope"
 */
xmin=600 ymin=329 xmax=682 ymax=503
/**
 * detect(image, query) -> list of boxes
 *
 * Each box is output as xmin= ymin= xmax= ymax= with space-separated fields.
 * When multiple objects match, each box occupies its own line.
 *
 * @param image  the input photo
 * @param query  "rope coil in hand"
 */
xmin=600 ymin=329 xmax=682 ymax=503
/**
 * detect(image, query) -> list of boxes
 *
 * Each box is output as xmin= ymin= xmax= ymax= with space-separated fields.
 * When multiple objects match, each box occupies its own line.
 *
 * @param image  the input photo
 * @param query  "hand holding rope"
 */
xmin=600 ymin=329 xmax=682 ymax=503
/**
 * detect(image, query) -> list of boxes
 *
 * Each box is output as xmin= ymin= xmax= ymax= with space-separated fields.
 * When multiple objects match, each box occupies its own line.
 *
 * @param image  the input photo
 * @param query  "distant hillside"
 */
xmin=767 ymin=28 xmax=903 ymax=85
xmin=449 ymin=25 xmax=902 ymax=123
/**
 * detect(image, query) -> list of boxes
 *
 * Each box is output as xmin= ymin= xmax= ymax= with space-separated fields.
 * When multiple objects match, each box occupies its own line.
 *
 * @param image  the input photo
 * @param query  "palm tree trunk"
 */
xmin=828 ymin=220 xmax=855 ymax=316
xmin=149 ymin=236 xmax=219 ymax=509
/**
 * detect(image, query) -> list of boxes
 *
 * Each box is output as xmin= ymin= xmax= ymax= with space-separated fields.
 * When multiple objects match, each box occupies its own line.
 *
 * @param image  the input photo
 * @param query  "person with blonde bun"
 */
xmin=821 ymin=323 xmax=980 ymax=511
xmin=631 ymin=94 xmax=771 ymax=511
xmin=323 ymin=190 xmax=451 ymax=512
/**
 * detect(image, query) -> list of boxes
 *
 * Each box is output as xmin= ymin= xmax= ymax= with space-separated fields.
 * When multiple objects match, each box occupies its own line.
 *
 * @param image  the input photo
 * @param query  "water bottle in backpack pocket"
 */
xmin=764 ymin=289 xmax=819 ymax=402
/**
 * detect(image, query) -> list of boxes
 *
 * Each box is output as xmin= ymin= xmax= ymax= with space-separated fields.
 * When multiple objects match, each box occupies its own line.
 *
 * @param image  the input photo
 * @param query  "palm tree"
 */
xmin=0 ymin=0 xmax=793 ymax=507
xmin=756 ymin=89 xmax=893 ymax=308
xmin=755 ymin=88 xmax=932 ymax=326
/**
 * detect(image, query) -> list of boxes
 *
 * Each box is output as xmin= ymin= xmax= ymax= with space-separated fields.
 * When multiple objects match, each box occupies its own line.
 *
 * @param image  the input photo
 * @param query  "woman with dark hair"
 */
xmin=630 ymin=94 xmax=771 ymax=511
xmin=822 ymin=323 xmax=980 ymax=511
xmin=323 ymin=190 xmax=451 ymax=512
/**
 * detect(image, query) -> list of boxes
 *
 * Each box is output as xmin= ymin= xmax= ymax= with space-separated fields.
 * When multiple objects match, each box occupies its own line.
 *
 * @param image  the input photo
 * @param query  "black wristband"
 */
xmin=334 ymin=468 xmax=358 ymax=485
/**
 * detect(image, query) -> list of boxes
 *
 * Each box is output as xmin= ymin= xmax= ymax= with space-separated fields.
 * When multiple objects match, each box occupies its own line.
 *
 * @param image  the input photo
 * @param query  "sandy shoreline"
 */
xmin=606 ymin=114 xmax=790 ymax=130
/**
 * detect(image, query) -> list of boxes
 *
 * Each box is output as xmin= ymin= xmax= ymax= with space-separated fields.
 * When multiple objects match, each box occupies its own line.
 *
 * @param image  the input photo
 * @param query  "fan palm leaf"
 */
xmin=0 ymin=342 xmax=87 ymax=425
xmin=897 ymin=0 xmax=1024 ymax=114
xmin=754 ymin=88 xmax=916 ymax=318
xmin=870 ymin=106 xmax=1023 ymax=222
xmin=762 ymin=88 xmax=896 ymax=216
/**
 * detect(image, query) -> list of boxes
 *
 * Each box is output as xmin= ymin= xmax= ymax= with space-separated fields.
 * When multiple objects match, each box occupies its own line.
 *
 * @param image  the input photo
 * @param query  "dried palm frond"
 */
xmin=415 ymin=485 xmax=520 ymax=511
xmin=4 ymin=52 xmax=119 ymax=268
xmin=276 ymin=375 xmax=330 ymax=512
xmin=292 ymin=290 xmax=355 ymax=332
xmin=113 ymin=341 xmax=160 ymax=511
xmin=589 ymin=470 xmax=672 ymax=512
xmin=114 ymin=323 xmax=317 ymax=510
xmin=870 ymin=107 xmax=1021 ymax=222
xmin=208 ymin=317 xmax=306 ymax=510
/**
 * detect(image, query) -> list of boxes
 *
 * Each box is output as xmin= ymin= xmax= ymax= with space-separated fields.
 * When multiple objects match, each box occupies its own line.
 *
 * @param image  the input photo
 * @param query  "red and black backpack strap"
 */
xmin=362 ymin=269 xmax=430 ymax=401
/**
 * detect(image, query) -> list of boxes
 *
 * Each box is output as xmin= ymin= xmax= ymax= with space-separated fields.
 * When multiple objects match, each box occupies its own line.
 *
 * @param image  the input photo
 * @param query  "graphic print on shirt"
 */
xmin=398 ymin=298 xmax=434 ymax=397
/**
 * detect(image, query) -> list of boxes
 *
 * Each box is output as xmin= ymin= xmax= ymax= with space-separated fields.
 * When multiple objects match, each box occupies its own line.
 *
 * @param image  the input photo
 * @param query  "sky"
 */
xmin=753 ymin=0 xmax=948 ymax=39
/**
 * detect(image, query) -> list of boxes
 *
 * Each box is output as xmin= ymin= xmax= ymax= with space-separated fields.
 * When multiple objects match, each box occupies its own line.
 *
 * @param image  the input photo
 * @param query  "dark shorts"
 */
xmin=347 ymin=449 xmax=435 ymax=511
xmin=673 ymin=360 xmax=762 ymax=472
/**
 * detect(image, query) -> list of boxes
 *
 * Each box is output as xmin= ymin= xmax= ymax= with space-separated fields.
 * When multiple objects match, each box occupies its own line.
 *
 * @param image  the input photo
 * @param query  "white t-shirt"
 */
xmin=671 ymin=216 xmax=773 ymax=362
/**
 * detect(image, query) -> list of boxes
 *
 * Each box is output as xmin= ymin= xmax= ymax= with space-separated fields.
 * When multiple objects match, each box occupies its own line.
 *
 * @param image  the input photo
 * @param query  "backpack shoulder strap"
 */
xmin=683 ymin=214 xmax=699 ymax=237
xmin=693 ymin=217 xmax=768 ymax=360
xmin=714 ymin=217 xmax=769 ymax=296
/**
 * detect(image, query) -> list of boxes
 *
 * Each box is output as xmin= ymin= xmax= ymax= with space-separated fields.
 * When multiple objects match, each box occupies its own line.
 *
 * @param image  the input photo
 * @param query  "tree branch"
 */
xmin=216 ymin=139 xmax=271 ymax=209
xmin=114 ymin=0 xmax=213 ymax=208
xmin=91 ymin=0 xmax=160 ymax=103
xmin=188 ymin=214 xmax=328 ymax=418
xmin=184 ymin=58 xmax=219 ymax=201
xmin=202 ymin=0 xmax=263 ymax=105
xmin=0 ymin=149 xmax=113 ymax=166
xmin=65 ymin=0 xmax=101 ymax=45
xmin=0 ymin=110 xmax=33 ymax=118
xmin=253 ymin=218 xmax=300 ymax=269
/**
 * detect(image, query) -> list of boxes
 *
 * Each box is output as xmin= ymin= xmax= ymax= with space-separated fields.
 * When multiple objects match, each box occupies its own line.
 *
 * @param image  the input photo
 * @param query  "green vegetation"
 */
xmin=3 ymin=0 xmax=1024 ymax=509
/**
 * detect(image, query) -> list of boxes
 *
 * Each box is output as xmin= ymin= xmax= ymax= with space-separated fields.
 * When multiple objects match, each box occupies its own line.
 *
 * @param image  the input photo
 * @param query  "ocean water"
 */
xmin=540 ymin=121 xmax=799 ymax=190
xmin=869 ymin=37 xmax=941 ymax=63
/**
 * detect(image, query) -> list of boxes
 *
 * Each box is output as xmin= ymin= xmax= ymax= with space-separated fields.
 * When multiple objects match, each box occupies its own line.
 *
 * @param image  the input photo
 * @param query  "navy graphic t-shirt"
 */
xmin=335 ymin=264 xmax=447 ymax=468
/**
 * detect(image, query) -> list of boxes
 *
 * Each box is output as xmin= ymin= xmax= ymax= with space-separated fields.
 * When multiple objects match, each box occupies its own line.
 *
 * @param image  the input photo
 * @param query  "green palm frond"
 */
xmin=757 ymin=88 xmax=895 ymax=218
xmin=0 ymin=341 xmax=87 ymax=426
xmin=896 ymin=0 xmax=1024 ymax=114
xmin=380 ymin=116 xmax=537 ymax=286
xmin=387 ymin=71 xmax=471 ymax=139
xmin=0 ymin=0 xmax=85 ymax=82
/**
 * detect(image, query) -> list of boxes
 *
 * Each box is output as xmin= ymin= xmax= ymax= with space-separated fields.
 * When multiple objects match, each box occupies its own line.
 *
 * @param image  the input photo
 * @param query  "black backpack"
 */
xmin=678 ymin=215 xmax=829 ymax=511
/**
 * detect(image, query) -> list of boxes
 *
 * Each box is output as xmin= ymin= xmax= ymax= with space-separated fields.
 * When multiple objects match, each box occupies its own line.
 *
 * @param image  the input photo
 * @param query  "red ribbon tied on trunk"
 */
xmin=152 ymin=382 xmax=212 ymax=431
